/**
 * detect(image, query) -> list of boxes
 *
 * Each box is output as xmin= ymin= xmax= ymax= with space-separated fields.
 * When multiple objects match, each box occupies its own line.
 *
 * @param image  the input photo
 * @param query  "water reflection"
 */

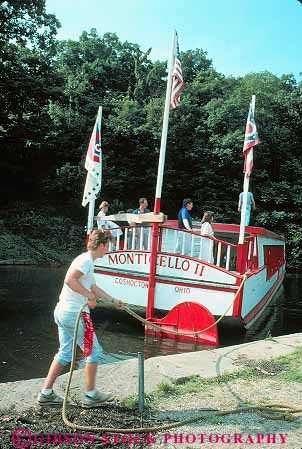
xmin=144 ymin=334 xmax=213 ymax=358
xmin=0 ymin=266 xmax=301 ymax=382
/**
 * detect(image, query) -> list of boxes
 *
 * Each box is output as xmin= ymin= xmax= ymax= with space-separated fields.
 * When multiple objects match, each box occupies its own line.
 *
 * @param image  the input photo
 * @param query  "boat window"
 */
xmin=263 ymin=245 xmax=285 ymax=280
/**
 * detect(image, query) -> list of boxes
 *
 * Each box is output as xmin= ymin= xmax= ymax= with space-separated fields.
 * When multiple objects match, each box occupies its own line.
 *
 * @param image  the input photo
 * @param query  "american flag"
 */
xmin=82 ymin=108 xmax=102 ymax=207
xmin=170 ymin=33 xmax=184 ymax=109
xmin=243 ymin=102 xmax=260 ymax=177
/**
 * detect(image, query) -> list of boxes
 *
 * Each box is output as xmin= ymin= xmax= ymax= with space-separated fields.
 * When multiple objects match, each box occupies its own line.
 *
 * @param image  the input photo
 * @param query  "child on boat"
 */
xmin=200 ymin=211 xmax=215 ymax=264
xmin=97 ymin=200 xmax=123 ymax=248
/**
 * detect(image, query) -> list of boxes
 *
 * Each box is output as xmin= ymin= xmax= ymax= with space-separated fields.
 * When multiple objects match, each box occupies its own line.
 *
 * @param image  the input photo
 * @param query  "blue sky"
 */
xmin=46 ymin=0 xmax=302 ymax=78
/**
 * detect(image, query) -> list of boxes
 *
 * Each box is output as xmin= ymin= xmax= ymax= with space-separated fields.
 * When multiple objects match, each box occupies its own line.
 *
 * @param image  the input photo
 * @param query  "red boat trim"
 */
xmin=213 ymin=224 xmax=285 ymax=241
xmin=147 ymin=222 xmax=159 ymax=318
xmin=94 ymin=269 xmax=238 ymax=293
xmin=232 ymin=283 xmax=243 ymax=317
xmin=103 ymin=249 xmax=243 ymax=281
xmin=158 ymin=225 xmax=164 ymax=251
xmin=95 ymin=269 xmax=147 ymax=282
xmin=164 ymin=221 xmax=285 ymax=241
xmin=245 ymin=265 xmax=266 ymax=276
xmin=233 ymin=263 xmax=285 ymax=318
xmin=242 ymin=272 xmax=285 ymax=324
xmin=159 ymin=226 xmax=238 ymax=247
xmin=155 ymin=277 xmax=238 ymax=293
xmin=255 ymin=235 xmax=259 ymax=268
xmin=159 ymin=251 xmax=241 ymax=279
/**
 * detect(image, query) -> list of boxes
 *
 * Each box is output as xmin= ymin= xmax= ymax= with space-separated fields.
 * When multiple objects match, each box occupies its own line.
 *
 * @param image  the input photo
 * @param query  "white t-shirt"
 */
xmin=57 ymin=252 xmax=95 ymax=313
xmin=97 ymin=210 xmax=106 ymax=228
xmin=201 ymin=222 xmax=214 ymax=236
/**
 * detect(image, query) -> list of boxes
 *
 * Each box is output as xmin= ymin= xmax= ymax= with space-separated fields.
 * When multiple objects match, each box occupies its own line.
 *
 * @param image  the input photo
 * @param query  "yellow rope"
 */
xmin=122 ymin=276 xmax=246 ymax=336
xmin=62 ymin=280 xmax=302 ymax=433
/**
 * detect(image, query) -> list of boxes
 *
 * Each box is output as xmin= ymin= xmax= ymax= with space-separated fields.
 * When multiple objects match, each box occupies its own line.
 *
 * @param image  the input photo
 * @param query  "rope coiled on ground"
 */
xmin=62 ymin=278 xmax=302 ymax=433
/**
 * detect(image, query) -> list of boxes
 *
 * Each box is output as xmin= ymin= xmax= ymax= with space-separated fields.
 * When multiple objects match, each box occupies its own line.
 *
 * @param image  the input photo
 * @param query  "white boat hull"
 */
xmin=94 ymin=222 xmax=286 ymax=330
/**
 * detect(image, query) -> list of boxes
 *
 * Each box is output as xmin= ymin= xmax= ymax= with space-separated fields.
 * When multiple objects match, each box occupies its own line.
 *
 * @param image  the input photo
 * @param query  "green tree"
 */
xmin=0 ymin=0 xmax=59 ymax=48
xmin=0 ymin=0 xmax=60 ymax=198
xmin=1 ymin=18 xmax=302 ymax=269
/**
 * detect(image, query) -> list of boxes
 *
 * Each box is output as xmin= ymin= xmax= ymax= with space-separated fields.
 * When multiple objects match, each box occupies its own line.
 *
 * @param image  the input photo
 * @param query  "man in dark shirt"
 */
xmin=133 ymin=198 xmax=150 ymax=216
xmin=178 ymin=198 xmax=193 ymax=230
xmin=176 ymin=198 xmax=193 ymax=254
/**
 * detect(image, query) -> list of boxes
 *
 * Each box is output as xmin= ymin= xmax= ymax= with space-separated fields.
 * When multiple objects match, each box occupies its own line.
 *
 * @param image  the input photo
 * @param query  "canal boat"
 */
xmin=93 ymin=217 xmax=286 ymax=346
xmin=82 ymin=32 xmax=286 ymax=346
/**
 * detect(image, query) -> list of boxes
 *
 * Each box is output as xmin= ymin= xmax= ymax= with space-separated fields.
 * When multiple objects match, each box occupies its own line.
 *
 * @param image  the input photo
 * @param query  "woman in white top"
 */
xmin=37 ymin=230 xmax=124 ymax=408
xmin=97 ymin=201 xmax=122 ymax=240
xmin=199 ymin=211 xmax=215 ymax=264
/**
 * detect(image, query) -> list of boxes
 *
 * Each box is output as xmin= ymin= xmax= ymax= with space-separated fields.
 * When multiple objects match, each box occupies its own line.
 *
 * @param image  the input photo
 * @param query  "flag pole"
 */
xmin=87 ymin=198 xmax=95 ymax=235
xmin=237 ymin=95 xmax=255 ymax=272
xmin=154 ymin=30 xmax=176 ymax=213
xmin=146 ymin=31 xmax=176 ymax=318
xmin=86 ymin=106 xmax=102 ymax=236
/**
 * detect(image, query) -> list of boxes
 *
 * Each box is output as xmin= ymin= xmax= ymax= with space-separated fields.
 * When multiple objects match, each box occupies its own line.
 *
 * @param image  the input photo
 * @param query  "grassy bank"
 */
xmin=121 ymin=348 xmax=302 ymax=448
xmin=0 ymin=348 xmax=301 ymax=449
xmin=0 ymin=204 xmax=86 ymax=265
xmin=121 ymin=347 xmax=302 ymax=411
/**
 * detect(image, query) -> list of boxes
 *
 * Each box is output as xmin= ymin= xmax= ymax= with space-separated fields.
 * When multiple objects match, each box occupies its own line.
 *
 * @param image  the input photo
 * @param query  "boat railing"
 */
xmin=102 ymin=224 xmax=238 ymax=271
xmin=104 ymin=225 xmax=153 ymax=252
xmin=159 ymin=226 xmax=238 ymax=271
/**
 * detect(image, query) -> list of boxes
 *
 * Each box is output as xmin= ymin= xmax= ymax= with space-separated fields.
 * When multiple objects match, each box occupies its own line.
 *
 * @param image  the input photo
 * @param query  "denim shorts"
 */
xmin=53 ymin=306 xmax=103 ymax=366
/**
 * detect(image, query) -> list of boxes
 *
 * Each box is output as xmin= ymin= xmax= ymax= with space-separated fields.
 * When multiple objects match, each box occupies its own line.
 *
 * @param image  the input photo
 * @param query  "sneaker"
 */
xmin=37 ymin=390 xmax=64 ymax=406
xmin=82 ymin=390 xmax=114 ymax=408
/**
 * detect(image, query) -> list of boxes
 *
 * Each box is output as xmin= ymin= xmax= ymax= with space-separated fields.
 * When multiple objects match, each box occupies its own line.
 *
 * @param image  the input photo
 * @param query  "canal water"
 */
xmin=0 ymin=266 xmax=301 ymax=383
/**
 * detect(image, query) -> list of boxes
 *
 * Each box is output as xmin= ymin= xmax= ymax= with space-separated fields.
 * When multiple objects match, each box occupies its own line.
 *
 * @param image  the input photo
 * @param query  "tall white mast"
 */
xmin=153 ymin=30 xmax=176 ymax=213
xmin=146 ymin=31 xmax=176 ymax=318
xmin=238 ymin=95 xmax=255 ymax=245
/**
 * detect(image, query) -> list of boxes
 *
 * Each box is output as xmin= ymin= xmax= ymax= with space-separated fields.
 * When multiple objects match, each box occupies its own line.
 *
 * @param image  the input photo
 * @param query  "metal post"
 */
xmin=138 ymin=352 xmax=144 ymax=413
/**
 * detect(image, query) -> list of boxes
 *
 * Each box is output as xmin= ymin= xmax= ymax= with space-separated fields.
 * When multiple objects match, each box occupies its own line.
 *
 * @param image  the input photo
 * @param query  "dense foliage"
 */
xmin=0 ymin=1 xmax=302 ymax=269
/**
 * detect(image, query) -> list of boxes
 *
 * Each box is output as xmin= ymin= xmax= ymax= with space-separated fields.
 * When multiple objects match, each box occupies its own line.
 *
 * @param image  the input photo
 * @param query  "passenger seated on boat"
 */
xmin=176 ymin=198 xmax=193 ymax=255
xmin=97 ymin=201 xmax=122 ymax=248
xmin=238 ymin=190 xmax=256 ymax=226
xmin=199 ymin=211 xmax=215 ymax=264
xmin=133 ymin=198 xmax=151 ymax=250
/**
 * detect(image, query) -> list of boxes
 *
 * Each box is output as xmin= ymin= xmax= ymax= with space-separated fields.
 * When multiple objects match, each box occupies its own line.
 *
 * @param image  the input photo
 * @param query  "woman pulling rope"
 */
xmin=37 ymin=230 xmax=124 ymax=408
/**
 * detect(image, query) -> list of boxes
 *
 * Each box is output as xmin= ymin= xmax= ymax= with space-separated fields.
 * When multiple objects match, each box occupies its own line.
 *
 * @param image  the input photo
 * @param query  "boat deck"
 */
xmin=105 ymin=221 xmax=251 ymax=274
